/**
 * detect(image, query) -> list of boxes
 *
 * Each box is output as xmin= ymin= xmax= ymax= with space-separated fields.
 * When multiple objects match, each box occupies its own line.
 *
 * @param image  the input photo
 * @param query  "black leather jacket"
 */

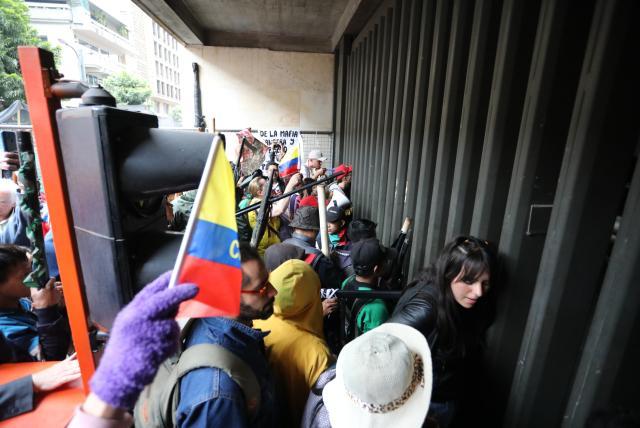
xmin=387 ymin=280 xmax=466 ymax=402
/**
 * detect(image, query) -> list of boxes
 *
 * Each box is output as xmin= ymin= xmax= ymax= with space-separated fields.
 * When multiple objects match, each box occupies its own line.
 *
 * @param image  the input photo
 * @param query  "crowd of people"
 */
xmin=0 ymin=148 xmax=498 ymax=427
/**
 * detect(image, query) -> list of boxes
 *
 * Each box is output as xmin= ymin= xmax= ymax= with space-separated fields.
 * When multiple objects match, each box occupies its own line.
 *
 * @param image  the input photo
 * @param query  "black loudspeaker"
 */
xmin=56 ymin=106 xmax=212 ymax=328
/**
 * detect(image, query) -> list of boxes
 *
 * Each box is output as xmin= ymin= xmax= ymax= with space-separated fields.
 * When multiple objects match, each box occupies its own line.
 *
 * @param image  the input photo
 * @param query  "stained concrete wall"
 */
xmin=180 ymin=46 xmax=334 ymax=131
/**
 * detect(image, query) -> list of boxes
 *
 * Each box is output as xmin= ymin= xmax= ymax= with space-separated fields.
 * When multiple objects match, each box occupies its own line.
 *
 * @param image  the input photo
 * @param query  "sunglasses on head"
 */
xmin=456 ymin=237 xmax=489 ymax=255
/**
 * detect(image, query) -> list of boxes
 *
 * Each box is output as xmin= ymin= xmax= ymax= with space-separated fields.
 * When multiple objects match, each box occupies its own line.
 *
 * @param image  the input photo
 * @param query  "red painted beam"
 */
xmin=17 ymin=46 xmax=95 ymax=392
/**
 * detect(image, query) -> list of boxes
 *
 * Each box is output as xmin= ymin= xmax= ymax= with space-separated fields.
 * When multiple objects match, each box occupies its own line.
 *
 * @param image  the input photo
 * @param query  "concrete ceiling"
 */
xmin=132 ymin=0 xmax=385 ymax=53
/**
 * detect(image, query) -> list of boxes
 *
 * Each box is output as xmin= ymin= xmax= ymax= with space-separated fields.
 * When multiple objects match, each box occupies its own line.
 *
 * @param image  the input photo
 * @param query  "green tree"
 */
xmin=0 ymin=0 xmax=58 ymax=108
xmin=102 ymin=71 xmax=152 ymax=105
xmin=170 ymin=105 xmax=182 ymax=125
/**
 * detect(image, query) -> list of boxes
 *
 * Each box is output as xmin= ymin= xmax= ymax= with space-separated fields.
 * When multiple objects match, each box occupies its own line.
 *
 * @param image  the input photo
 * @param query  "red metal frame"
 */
xmin=18 ymin=46 xmax=95 ymax=392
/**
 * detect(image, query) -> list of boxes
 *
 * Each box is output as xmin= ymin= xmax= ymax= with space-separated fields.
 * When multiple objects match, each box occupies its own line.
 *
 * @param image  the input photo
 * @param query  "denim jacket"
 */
xmin=176 ymin=317 xmax=277 ymax=428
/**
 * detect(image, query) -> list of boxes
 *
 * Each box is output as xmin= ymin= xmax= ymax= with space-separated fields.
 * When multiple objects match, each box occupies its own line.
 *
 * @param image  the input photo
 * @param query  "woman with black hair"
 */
xmin=387 ymin=236 xmax=496 ymax=427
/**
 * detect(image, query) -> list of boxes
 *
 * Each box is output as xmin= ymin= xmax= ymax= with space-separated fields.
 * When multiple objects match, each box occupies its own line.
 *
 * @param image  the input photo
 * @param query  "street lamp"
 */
xmin=58 ymin=38 xmax=86 ymax=82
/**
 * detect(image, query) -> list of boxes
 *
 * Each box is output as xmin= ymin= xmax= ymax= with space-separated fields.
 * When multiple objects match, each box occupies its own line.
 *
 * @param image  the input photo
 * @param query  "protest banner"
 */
xmin=257 ymin=128 xmax=304 ymax=174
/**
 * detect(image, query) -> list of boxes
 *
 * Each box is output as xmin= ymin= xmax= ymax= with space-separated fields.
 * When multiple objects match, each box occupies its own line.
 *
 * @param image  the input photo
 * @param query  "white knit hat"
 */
xmin=323 ymin=323 xmax=432 ymax=428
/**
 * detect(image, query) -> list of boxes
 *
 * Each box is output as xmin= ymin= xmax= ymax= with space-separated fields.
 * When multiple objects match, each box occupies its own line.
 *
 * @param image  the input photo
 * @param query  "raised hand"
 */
xmin=89 ymin=272 xmax=198 ymax=409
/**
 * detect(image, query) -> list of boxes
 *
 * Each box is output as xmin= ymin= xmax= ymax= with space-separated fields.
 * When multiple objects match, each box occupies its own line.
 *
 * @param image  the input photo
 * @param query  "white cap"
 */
xmin=307 ymin=149 xmax=327 ymax=162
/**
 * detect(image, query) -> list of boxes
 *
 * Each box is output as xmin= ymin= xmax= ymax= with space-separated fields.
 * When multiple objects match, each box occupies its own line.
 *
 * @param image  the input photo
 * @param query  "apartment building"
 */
xmin=27 ymin=0 xmax=186 ymax=125
xmin=149 ymin=20 xmax=181 ymax=121
xmin=27 ymin=0 xmax=133 ymax=85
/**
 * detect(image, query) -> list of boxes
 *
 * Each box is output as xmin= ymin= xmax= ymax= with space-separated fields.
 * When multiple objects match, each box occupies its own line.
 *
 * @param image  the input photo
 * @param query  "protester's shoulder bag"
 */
xmin=134 ymin=322 xmax=261 ymax=428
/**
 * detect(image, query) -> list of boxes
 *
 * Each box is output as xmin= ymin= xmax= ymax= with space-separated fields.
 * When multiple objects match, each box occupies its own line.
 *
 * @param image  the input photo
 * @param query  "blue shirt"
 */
xmin=176 ymin=317 xmax=277 ymax=428
xmin=0 ymin=203 xmax=31 ymax=248
xmin=0 ymin=299 xmax=39 ymax=358
xmin=0 ymin=298 xmax=70 ymax=361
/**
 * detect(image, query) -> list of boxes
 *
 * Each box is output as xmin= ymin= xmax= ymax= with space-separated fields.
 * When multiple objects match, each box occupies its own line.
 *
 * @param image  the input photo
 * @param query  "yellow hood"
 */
xmin=268 ymin=259 xmax=324 ymax=338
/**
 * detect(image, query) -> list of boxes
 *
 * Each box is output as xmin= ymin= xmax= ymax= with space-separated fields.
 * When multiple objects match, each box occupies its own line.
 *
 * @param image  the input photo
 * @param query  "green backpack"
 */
xmin=134 ymin=323 xmax=261 ymax=427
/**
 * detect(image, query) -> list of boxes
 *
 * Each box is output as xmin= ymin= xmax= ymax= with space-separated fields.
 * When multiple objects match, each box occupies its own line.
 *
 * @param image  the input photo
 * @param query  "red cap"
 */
xmin=334 ymin=164 xmax=353 ymax=178
xmin=299 ymin=195 xmax=319 ymax=207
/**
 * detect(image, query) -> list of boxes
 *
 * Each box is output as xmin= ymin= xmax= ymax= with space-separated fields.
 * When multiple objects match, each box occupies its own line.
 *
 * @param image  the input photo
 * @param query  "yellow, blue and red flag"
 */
xmin=171 ymin=136 xmax=242 ymax=318
xmin=278 ymin=146 xmax=300 ymax=177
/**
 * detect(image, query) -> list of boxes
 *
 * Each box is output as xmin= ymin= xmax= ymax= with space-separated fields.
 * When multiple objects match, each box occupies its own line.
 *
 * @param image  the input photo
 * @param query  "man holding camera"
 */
xmin=301 ymin=150 xmax=326 ymax=180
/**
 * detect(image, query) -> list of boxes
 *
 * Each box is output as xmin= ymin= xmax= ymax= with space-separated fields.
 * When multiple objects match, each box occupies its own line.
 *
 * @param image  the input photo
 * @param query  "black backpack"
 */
xmin=343 ymin=296 xmax=374 ymax=341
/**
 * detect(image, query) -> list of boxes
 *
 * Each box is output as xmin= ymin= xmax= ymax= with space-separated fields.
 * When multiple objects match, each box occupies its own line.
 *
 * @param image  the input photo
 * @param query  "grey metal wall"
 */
xmin=334 ymin=0 xmax=640 ymax=426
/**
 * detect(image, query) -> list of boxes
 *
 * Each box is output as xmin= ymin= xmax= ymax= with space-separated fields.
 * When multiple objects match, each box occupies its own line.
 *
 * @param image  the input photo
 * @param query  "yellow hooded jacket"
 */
xmin=253 ymin=259 xmax=333 ymax=427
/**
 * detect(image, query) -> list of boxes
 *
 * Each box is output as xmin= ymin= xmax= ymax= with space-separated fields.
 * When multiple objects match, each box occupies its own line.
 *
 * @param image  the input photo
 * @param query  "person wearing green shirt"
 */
xmin=342 ymin=238 xmax=396 ymax=337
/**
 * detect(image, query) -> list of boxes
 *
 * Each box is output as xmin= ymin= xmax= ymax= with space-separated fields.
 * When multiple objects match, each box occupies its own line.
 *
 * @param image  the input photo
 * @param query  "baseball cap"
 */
xmin=350 ymin=238 xmax=396 ymax=276
xmin=307 ymin=149 xmax=327 ymax=162
xmin=348 ymin=219 xmax=377 ymax=243
xmin=326 ymin=203 xmax=345 ymax=223
xmin=333 ymin=164 xmax=353 ymax=178
xmin=299 ymin=195 xmax=319 ymax=208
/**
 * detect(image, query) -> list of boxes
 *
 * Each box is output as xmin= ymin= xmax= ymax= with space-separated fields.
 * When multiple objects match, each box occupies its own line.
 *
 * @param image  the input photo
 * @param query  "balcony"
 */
xmin=70 ymin=3 xmax=132 ymax=54
xmin=82 ymin=49 xmax=124 ymax=77
xmin=72 ymin=21 xmax=133 ymax=54
xmin=28 ymin=2 xmax=72 ymax=23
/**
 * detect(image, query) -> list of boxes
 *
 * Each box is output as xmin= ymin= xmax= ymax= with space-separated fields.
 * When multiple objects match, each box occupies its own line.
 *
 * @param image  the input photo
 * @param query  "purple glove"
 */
xmin=89 ymin=271 xmax=198 ymax=409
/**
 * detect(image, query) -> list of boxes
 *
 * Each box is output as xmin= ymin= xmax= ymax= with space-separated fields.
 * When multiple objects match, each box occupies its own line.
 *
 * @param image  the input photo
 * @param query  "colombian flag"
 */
xmin=172 ymin=137 xmax=242 ymax=318
xmin=278 ymin=146 xmax=300 ymax=177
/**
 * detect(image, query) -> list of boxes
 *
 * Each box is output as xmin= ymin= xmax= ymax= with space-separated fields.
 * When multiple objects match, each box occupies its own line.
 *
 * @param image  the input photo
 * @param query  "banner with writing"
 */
xmin=257 ymin=128 xmax=304 ymax=173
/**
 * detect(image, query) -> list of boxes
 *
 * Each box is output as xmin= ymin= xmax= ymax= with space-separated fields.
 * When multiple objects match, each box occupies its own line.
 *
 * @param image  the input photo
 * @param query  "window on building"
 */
xmin=87 ymin=74 xmax=100 ymax=85
xmin=118 ymin=55 xmax=125 ymax=64
xmin=177 ymin=88 xmax=180 ymax=100
xmin=156 ymin=80 xmax=160 ymax=93
xmin=164 ymin=103 xmax=169 ymax=114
